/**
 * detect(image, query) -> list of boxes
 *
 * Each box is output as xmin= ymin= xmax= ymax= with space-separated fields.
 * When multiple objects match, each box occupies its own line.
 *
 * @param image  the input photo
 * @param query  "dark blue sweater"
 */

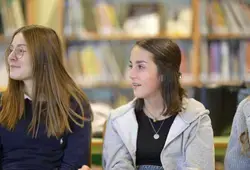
xmin=0 ymin=98 xmax=92 ymax=170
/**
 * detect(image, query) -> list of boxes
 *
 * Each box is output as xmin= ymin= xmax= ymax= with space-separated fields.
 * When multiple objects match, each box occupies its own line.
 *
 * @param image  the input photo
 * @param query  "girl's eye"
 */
xmin=138 ymin=65 xmax=144 ymax=70
xmin=17 ymin=48 xmax=24 ymax=53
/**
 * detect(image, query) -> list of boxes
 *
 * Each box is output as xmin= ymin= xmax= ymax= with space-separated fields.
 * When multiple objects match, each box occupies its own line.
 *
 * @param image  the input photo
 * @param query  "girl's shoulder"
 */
xmin=238 ymin=97 xmax=250 ymax=117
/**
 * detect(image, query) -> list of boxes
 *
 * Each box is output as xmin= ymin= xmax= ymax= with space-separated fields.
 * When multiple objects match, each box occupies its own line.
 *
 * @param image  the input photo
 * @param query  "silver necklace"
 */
xmin=148 ymin=117 xmax=165 ymax=140
xmin=144 ymin=107 xmax=163 ymax=122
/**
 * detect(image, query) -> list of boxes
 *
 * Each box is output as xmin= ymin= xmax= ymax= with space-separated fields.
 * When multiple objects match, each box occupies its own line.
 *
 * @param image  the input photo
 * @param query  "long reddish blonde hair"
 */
xmin=0 ymin=25 xmax=91 ymax=138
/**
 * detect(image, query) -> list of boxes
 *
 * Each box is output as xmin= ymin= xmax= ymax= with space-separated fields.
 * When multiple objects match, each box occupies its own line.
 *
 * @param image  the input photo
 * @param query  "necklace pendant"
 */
xmin=153 ymin=134 xmax=160 ymax=139
xmin=153 ymin=119 xmax=157 ymax=122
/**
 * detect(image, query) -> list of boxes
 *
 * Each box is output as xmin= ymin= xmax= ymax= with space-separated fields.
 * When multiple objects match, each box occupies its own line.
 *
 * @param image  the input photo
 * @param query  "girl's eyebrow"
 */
xmin=129 ymin=60 xmax=148 ymax=64
xmin=10 ymin=44 xmax=27 ymax=48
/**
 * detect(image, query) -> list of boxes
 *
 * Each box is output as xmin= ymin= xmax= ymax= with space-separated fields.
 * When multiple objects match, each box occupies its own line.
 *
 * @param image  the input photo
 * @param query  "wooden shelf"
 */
xmin=80 ymin=83 xmax=126 ymax=89
xmin=198 ymin=81 xmax=243 ymax=87
xmin=214 ymin=136 xmax=229 ymax=149
xmin=91 ymin=138 xmax=103 ymax=154
xmin=206 ymin=34 xmax=250 ymax=40
xmin=0 ymin=35 xmax=11 ymax=43
xmin=66 ymin=34 xmax=192 ymax=42
xmin=181 ymin=80 xmax=200 ymax=87
xmin=0 ymin=35 xmax=5 ymax=42
xmin=79 ymin=81 xmax=199 ymax=89
xmin=91 ymin=136 xmax=229 ymax=155
xmin=0 ymin=86 xmax=6 ymax=92
xmin=1 ymin=80 xmax=242 ymax=92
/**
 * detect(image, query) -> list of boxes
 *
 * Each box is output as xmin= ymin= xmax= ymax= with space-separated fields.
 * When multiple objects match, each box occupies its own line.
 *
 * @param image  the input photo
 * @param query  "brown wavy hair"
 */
xmin=134 ymin=39 xmax=187 ymax=116
xmin=0 ymin=25 xmax=91 ymax=138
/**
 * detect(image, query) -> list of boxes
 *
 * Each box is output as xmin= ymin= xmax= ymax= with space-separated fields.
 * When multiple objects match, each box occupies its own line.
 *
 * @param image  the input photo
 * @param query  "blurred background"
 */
xmin=1 ymin=0 xmax=250 ymax=169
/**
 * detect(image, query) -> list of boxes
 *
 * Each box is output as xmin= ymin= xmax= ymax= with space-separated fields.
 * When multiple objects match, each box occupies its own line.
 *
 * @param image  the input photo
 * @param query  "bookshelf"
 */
xmin=0 ymin=0 xmax=250 ymax=98
xmin=207 ymin=34 xmax=250 ymax=40
xmin=0 ymin=35 xmax=9 ymax=44
xmin=65 ymin=34 xmax=192 ymax=41
xmin=1 ymin=1 xmax=250 ymax=168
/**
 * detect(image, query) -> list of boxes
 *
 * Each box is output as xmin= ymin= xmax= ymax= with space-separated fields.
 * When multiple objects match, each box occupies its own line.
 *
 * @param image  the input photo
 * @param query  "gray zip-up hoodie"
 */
xmin=102 ymin=98 xmax=215 ymax=170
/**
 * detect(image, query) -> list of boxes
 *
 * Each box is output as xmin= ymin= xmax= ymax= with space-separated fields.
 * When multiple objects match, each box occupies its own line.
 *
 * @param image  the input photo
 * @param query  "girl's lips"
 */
xmin=132 ymin=83 xmax=141 ymax=88
xmin=10 ymin=65 xmax=21 ymax=68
